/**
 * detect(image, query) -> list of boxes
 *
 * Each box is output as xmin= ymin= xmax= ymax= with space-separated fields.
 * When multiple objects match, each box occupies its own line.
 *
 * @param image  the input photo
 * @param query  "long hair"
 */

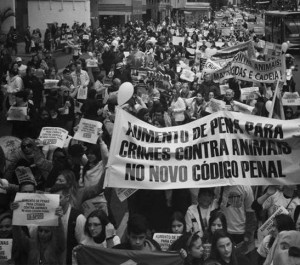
xmin=170 ymin=211 xmax=186 ymax=233
xmin=84 ymin=210 xmax=109 ymax=243
xmin=204 ymin=211 xmax=228 ymax=243
xmin=209 ymin=230 xmax=238 ymax=265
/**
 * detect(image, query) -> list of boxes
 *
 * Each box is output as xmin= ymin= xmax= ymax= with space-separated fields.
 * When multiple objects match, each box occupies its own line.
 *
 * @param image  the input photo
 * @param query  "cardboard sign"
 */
xmin=220 ymin=85 xmax=229 ymax=95
xmin=222 ymin=28 xmax=232 ymax=36
xmin=73 ymin=118 xmax=102 ymax=144
xmin=172 ymin=36 xmax=184 ymax=46
xmin=282 ymin=92 xmax=300 ymax=106
xmin=153 ymin=233 xmax=182 ymax=251
xmin=186 ymin=48 xmax=195 ymax=55
xmin=38 ymin=127 xmax=68 ymax=148
xmin=116 ymin=188 xmax=137 ymax=202
xmin=15 ymin=166 xmax=36 ymax=185
xmin=13 ymin=193 xmax=60 ymax=226
xmin=82 ymin=34 xmax=89 ymax=40
xmin=86 ymin=58 xmax=98 ymax=68
xmin=180 ymin=69 xmax=195 ymax=82
xmin=7 ymin=107 xmax=27 ymax=121
xmin=240 ymin=87 xmax=260 ymax=101
xmin=206 ymin=98 xmax=226 ymax=113
xmin=44 ymin=79 xmax=59 ymax=89
xmin=77 ymin=86 xmax=88 ymax=100
xmin=257 ymin=206 xmax=289 ymax=243
xmin=0 ymin=239 xmax=13 ymax=261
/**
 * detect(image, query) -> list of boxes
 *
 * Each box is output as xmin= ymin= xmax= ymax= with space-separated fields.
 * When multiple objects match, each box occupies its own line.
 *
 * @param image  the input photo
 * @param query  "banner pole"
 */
xmin=268 ymin=79 xmax=280 ymax=118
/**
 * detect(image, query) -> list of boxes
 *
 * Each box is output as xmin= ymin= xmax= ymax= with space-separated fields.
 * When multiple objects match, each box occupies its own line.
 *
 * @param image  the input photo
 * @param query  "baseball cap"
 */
xmin=16 ymin=57 xmax=22 ymax=62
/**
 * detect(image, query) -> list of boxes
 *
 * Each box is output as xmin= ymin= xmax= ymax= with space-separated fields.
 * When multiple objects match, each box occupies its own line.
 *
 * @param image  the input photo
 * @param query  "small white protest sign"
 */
xmin=172 ymin=36 xmax=184 ymax=46
xmin=116 ymin=188 xmax=137 ymax=202
xmin=282 ymin=92 xmax=300 ymax=106
xmin=0 ymin=239 xmax=13 ymax=261
xmin=86 ymin=58 xmax=98 ymax=68
xmin=38 ymin=127 xmax=68 ymax=148
xmin=153 ymin=233 xmax=182 ymax=251
xmin=7 ymin=107 xmax=27 ymax=121
xmin=257 ymin=206 xmax=289 ymax=243
xmin=180 ymin=69 xmax=195 ymax=82
xmin=77 ymin=87 xmax=88 ymax=100
xmin=240 ymin=87 xmax=260 ymax=101
xmin=44 ymin=79 xmax=59 ymax=89
xmin=73 ymin=118 xmax=102 ymax=144
xmin=13 ymin=193 xmax=60 ymax=226
xmin=15 ymin=166 xmax=36 ymax=185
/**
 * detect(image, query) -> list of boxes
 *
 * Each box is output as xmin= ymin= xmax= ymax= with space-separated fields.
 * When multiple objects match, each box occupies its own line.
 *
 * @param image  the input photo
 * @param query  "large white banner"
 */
xmin=104 ymin=108 xmax=300 ymax=190
xmin=212 ymin=52 xmax=284 ymax=83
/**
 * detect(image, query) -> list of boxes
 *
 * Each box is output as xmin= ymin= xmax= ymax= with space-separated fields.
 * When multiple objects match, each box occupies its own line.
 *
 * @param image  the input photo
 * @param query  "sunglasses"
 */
xmin=21 ymin=143 xmax=33 ymax=149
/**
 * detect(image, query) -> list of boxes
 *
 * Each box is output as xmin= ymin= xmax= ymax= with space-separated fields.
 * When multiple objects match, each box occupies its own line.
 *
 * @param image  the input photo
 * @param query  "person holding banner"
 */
xmin=169 ymin=88 xmax=186 ymax=125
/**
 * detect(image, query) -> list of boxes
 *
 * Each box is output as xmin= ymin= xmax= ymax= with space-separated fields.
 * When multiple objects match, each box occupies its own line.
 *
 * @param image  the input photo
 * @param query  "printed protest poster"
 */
xmin=12 ymin=193 xmax=60 ymax=226
xmin=186 ymin=48 xmax=195 ymax=55
xmin=282 ymin=92 xmax=300 ymax=106
xmin=233 ymin=100 xmax=254 ymax=114
xmin=0 ymin=239 xmax=13 ymax=261
xmin=86 ymin=58 xmax=98 ymax=68
xmin=240 ymin=87 xmax=260 ymax=101
xmin=257 ymin=206 xmax=289 ymax=243
xmin=73 ymin=118 xmax=102 ymax=144
xmin=104 ymin=107 xmax=300 ymax=190
xmin=15 ymin=166 xmax=36 ymax=185
xmin=7 ymin=107 xmax=27 ymax=121
xmin=153 ymin=233 xmax=182 ymax=251
xmin=203 ymin=59 xmax=222 ymax=73
xmin=219 ymin=85 xmax=229 ymax=95
xmin=116 ymin=188 xmax=137 ymax=202
xmin=75 ymin=245 xmax=183 ymax=265
xmin=44 ymin=79 xmax=59 ymax=89
xmin=38 ymin=127 xmax=68 ymax=148
xmin=180 ymin=69 xmax=195 ymax=82
xmin=82 ymin=34 xmax=89 ymax=40
xmin=77 ymin=87 xmax=88 ymax=100
xmin=172 ymin=36 xmax=184 ymax=46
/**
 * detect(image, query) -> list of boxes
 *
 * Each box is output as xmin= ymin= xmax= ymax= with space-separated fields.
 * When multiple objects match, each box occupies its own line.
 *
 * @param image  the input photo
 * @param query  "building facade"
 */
xmin=96 ymin=0 xmax=146 ymax=27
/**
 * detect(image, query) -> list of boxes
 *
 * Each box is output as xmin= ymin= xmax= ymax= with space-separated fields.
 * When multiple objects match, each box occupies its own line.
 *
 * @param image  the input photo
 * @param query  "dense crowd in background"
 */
xmin=0 ymin=7 xmax=300 ymax=265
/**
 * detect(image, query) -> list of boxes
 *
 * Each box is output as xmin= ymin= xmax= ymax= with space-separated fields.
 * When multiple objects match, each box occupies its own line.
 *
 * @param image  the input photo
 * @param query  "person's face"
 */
xmin=21 ymin=141 xmax=34 ymax=156
xmin=76 ymin=63 xmax=82 ymax=71
xmin=171 ymin=220 xmax=184 ymax=234
xmin=128 ymin=232 xmax=147 ymax=250
xmin=40 ymin=110 xmax=49 ymax=120
xmin=57 ymin=191 xmax=70 ymax=208
xmin=13 ymin=64 xmax=19 ymax=72
xmin=172 ymin=89 xmax=177 ymax=96
xmin=217 ymin=237 xmax=232 ymax=261
xmin=0 ymin=218 xmax=12 ymax=238
xmin=55 ymin=174 xmax=67 ymax=185
xmin=38 ymin=227 xmax=52 ymax=243
xmin=198 ymin=192 xmax=214 ymax=208
xmin=225 ymin=91 xmax=233 ymax=101
xmin=88 ymin=217 xmax=103 ymax=238
xmin=204 ymin=74 xmax=212 ymax=82
xmin=20 ymin=184 xmax=35 ymax=193
xmin=211 ymin=218 xmax=223 ymax=234
xmin=87 ymin=152 xmax=97 ymax=164
xmin=196 ymin=93 xmax=203 ymax=102
xmin=189 ymin=238 xmax=204 ymax=259
xmin=271 ymin=220 xmax=279 ymax=238
xmin=182 ymin=84 xmax=189 ymax=94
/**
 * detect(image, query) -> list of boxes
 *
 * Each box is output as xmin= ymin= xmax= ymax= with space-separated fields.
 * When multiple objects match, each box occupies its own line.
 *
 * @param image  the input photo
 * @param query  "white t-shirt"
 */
xmin=219 ymin=185 xmax=254 ymax=234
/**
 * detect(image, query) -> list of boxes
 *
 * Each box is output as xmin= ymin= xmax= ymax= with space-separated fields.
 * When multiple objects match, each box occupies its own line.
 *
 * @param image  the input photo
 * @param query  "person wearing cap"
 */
xmin=15 ymin=57 xmax=27 ymax=77
xmin=185 ymin=188 xmax=218 ymax=238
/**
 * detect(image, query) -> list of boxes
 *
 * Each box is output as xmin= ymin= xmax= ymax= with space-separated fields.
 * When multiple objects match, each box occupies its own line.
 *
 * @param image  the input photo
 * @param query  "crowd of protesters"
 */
xmin=0 ymin=6 xmax=300 ymax=265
